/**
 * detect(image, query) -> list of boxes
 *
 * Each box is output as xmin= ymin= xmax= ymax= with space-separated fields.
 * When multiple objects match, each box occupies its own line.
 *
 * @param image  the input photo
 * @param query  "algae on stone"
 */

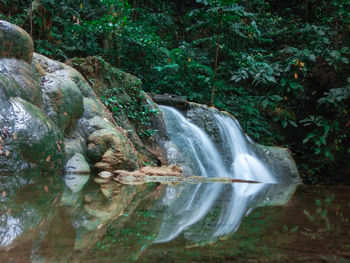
xmin=41 ymin=73 xmax=83 ymax=132
xmin=0 ymin=58 xmax=42 ymax=107
xmin=0 ymin=20 xmax=34 ymax=63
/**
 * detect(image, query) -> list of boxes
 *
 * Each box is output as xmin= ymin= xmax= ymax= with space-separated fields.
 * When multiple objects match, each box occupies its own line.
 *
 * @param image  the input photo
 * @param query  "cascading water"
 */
xmin=158 ymin=106 xmax=229 ymax=178
xmin=214 ymin=113 xmax=276 ymax=183
xmin=154 ymin=105 xmax=295 ymax=244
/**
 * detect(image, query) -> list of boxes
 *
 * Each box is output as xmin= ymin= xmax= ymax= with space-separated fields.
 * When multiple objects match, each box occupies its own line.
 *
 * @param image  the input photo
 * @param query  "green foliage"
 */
xmin=102 ymin=88 xmax=158 ymax=139
xmin=97 ymin=60 xmax=158 ymax=139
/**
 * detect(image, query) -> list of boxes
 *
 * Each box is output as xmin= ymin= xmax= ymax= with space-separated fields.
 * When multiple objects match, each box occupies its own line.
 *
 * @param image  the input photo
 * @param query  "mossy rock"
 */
xmin=67 ymin=56 xmax=141 ymax=96
xmin=0 ymin=58 xmax=42 ymax=107
xmin=34 ymin=53 xmax=97 ymax=99
xmin=0 ymin=20 xmax=34 ymax=63
xmin=0 ymin=97 xmax=64 ymax=172
xmin=68 ymin=56 xmax=167 ymax=165
xmin=82 ymin=97 xmax=110 ymax=120
xmin=252 ymin=144 xmax=300 ymax=184
xmin=41 ymin=73 xmax=83 ymax=132
xmin=87 ymin=128 xmax=140 ymax=171
xmin=0 ymin=72 xmax=26 ymax=100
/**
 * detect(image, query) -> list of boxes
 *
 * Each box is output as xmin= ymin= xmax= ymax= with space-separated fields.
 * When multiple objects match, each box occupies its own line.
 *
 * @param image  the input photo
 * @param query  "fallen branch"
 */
xmin=98 ymin=165 xmax=261 ymax=185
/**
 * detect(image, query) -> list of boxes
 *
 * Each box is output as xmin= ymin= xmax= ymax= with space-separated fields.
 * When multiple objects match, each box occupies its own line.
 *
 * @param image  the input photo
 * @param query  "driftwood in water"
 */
xmin=98 ymin=165 xmax=261 ymax=185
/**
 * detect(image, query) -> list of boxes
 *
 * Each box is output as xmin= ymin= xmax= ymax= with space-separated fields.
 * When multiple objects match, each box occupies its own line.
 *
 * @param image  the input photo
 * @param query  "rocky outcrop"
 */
xmin=0 ymin=20 xmax=149 ymax=174
xmin=0 ymin=76 xmax=64 ymax=172
xmin=67 ymin=56 xmax=168 ymax=166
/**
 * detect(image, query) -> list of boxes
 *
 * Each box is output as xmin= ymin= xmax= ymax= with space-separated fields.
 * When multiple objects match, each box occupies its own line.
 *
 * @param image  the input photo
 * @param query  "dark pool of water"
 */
xmin=0 ymin=173 xmax=349 ymax=262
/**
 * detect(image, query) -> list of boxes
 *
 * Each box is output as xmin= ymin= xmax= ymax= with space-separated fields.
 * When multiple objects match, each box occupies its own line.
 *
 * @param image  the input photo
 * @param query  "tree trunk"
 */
xmin=29 ymin=0 xmax=53 ymax=41
xmin=210 ymin=11 xmax=222 ymax=107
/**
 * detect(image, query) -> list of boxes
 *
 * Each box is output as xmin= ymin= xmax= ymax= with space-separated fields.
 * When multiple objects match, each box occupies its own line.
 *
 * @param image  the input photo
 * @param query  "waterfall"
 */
xmin=159 ymin=105 xmax=275 ymax=182
xmin=154 ymin=105 xmax=296 ymax=244
xmin=158 ymin=106 xmax=229 ymax=178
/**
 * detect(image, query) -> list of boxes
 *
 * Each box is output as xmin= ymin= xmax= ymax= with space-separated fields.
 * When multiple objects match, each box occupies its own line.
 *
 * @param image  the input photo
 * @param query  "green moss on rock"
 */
xmin=0 ymin=97 xmax=64 ymax=172
xmin=0 ymin=58 xmax=42 ymax=107
xmin=41 ymin=74 xmax=83 ymax=132
xmin=0 ymin=20 xmax=34 ymax=63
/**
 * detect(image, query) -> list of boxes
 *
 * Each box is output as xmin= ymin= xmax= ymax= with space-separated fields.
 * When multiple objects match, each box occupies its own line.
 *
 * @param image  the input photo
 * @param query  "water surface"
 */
xmin=0 ymin=173 xmax=349 ymax=262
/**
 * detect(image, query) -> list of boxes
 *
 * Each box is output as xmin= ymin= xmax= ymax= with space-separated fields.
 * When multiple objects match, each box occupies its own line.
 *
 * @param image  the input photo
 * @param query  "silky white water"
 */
xmin=154 ymin=106 xmax=291 ymax=243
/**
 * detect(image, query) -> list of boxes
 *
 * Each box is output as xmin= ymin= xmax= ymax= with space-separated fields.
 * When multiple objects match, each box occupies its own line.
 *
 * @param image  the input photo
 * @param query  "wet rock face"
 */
xmin=0 ymin=82 xmax=64 ymax=172
xmin=252 ymin=145 xmax=300 ymax=184
xmin=0 ymin=59 xmax=42 ymax=107
xmin=0 ymin=20 xmax=34 ymax=63
xmin=0 ymin=21 xmax=63 ymax=172
xmin=0 ymin=21 xmax=143 ymax=173
xmin=41 ymin=73 xmax=83 ymax=132
xmin=186 ymin=102 xmax=222 ymax=144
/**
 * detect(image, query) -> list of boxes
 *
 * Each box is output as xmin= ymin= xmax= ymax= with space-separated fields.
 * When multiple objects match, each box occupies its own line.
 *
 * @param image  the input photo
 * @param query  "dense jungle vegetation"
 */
xmin=1 ymin=0 xmax=349 ymax=184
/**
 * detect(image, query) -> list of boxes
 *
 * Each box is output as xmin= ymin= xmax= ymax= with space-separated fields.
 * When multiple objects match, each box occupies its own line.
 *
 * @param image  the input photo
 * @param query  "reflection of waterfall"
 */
xmin=155 ymin=106 xmax=294 ymax=244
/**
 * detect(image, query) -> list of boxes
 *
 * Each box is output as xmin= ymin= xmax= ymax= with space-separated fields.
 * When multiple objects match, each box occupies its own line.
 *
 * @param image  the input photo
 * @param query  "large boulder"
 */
xmin=0 ymin=95 xmax=63 ymax=172
xmin=41 ymin=73 xmax=83 ymax=132
xmin=252 ymin=144 xmax=300 ymax=184
xmin=87 ymin=127 xmax=140 ymax=171
xmin=0 ymin=20 xmax=34 ymax=63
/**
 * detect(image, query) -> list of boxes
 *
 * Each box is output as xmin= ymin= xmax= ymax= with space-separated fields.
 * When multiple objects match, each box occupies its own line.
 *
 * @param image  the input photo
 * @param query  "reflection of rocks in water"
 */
xmin=98 ymin=165 xmax=182 ymax=188
xmin=0 ymin=172 xmax=166 ymax=263
xmin=0 ymin=173 xmax=64 ymax=261
xmin=64 ymin=173 xmax=90 ymax=193
xmin=80 ymin=182 xmax=166 ymax=262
